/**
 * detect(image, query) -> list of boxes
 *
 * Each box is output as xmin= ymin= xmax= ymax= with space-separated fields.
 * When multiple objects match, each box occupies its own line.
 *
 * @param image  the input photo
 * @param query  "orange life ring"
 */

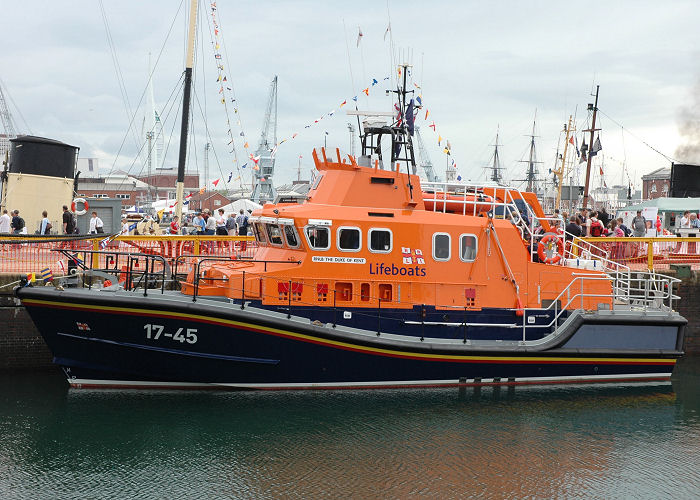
xmin=537 ymin=232 xmax=564 ymax=264
xmin=71 ymin=197 xmax=89 ymax=216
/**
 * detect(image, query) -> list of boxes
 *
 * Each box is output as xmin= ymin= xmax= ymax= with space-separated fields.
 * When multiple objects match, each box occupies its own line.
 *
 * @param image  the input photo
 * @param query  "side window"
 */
xmin=337 ymin=227 xmax=361 ymax=252
xmin=253 ymin=222 xmax=267 ymax=245
xmin=432 ymin=233 xmax=451 ymax=261
xmin=459 ymin=234 xmax=478 ymax=262
xmin=305 ymin=226 xmax=330 ymax=251
xmin=369 ymin=229 xmax=392 ymax=253
xmin=266 ymin=224 xmax=284 ymax=246
xmin=283 ymin=225 xmax=300 ymax=248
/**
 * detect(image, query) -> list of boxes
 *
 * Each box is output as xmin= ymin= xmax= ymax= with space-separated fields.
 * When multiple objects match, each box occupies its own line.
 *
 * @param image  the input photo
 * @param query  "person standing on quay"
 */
xmin=89 ymin=211 xmax=104 ymax=234
xmin=235 ymin=209 xmax=249 ymax=252
xmin=40 ymin=211 xmax=51 ymax=235
xmin=62 ymin=205 xmax=75 ymax=235
xmin=11 ymin=210 xmax=25 ymax=234
xmin=631 ymin=210 xmax=647 ymax=238
xmin=0 ymin=209 xmax=11 ymax=233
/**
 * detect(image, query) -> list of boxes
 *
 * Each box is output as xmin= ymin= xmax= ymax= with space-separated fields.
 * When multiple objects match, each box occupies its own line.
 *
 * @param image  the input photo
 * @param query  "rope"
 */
xmin=598 ymin=109 xmax=678 ymax=164
xmin=0 ymin=280 xmax=21 ymax=290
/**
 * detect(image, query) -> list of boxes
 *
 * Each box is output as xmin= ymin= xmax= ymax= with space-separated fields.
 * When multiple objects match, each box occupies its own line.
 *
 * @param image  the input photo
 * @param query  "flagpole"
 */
xmin=175 ymin=0 xmax=198 ymax=225
xmin=582 ymin=85 xmax=600 ymax=209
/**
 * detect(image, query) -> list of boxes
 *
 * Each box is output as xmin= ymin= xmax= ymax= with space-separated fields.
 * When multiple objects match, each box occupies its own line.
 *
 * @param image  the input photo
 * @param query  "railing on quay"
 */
xmin=0 ymin=234 xmax=256 ymax=275
xmin=579 ymin=237 xmax=700 ymax=271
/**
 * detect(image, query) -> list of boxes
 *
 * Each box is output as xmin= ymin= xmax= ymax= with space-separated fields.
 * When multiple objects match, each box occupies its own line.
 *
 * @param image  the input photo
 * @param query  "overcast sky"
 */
xmin=3 ymin=0 xmax=700 ymax=192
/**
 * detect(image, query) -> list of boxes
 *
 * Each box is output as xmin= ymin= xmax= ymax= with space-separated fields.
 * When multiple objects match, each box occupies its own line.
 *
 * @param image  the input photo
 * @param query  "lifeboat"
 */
xmin=14 ymin=63 xmax=687 ymax=391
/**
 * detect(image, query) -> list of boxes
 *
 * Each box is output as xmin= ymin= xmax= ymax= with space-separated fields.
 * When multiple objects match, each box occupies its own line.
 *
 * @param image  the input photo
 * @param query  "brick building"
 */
xmin=77 ymin=171 xmax=202 ymax=207
xmin=136 ymin=171 xmax=200 ymax=200
xmin=642 ymin=167 xmax=671 ymax=200
xmin=187 ymin=191 xmax=231 ymax=213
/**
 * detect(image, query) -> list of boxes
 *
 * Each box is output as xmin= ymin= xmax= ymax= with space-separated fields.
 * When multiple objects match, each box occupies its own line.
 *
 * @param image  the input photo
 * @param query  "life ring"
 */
xmin=72 ymin=197 xmax=89 ymax=216
xmin=537 ymin=232 xmax=564 ymax=264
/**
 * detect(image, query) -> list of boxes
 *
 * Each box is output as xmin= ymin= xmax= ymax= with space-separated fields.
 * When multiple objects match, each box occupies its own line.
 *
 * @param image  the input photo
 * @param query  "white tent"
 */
xmin=218 ymin=199 xmax=263 ymax=215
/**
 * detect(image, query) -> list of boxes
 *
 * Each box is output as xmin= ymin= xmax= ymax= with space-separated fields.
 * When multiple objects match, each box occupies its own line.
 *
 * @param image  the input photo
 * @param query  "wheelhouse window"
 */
xmin=337 ymin=227 xmax=361 ymax=252
xmin=253 ymin=222 xmax=267 ymax=246
xmin=305 ymin=226 xmax=330 ymax=251
xmin=459 ymin=234 xmax=478 ymax=262
xmin=266 ymin=224 xmax=284 ymax=246
xmin=432 ymin=233 xmax=451 ymax=261
xmin=368 ymin=228 xmax=392 ymax=253
xmin=283 ymin=225 xmax=300 ymax=248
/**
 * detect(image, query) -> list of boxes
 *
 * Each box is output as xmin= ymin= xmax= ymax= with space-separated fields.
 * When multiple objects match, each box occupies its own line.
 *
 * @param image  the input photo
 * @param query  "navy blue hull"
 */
xmin=17 ymin=288 xmax=684 ymax=389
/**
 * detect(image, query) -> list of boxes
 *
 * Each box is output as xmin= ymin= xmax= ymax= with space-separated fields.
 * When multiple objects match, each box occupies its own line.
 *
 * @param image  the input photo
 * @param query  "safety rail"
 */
xmin=41 ymin=250 xmax=682 ymax=346
xmin=52 ymin=248 xmax=171 ymax=296
xmin=516 ymin=271 xmax=680 ymax=342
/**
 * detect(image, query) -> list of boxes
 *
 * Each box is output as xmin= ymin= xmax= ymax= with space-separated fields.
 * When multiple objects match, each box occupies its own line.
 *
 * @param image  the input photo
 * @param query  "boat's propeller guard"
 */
xmin=537 ymin=233 xmax=564 ymax=265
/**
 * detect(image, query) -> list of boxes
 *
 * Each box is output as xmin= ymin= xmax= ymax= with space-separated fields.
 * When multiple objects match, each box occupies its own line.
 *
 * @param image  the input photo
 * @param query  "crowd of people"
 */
xmin=544 ymin=207 xmax=656 ymax=239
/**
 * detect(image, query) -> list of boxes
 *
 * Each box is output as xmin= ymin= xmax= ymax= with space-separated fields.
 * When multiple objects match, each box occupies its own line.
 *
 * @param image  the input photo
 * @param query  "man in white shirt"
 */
xmin=121 ymin=216 xmax=131 ymax=235
xmin=680 ymin=211 xmax=691 ymax=229
xmin=89 ymin=211 xmax=104 ymax=233
xmin=0 ymin=209 xmax=10 ymax=233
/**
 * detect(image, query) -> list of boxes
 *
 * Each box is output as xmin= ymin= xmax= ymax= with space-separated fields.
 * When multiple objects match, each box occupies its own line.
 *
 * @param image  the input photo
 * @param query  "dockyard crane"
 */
xmin=414 ymin=126 xmax=438 ymax=182
xmin=251 ymin=76 xmax=278 ymax=204
xmin=0 ymin=80 xmax=18 ymax=154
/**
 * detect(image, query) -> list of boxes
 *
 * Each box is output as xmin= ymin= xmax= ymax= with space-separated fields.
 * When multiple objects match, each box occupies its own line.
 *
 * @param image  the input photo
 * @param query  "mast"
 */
xmin=519 ymin=111 xmax=542 ymax=193
xmin=553 ymin=115 xmax=574 ymax=209
xmin=582 ymin=85 xmax=600 ymax=209
xmin=487 ymin=127 xmax=503 ymax=184
xmin=175 ymin=0 xmax=198 ymax=223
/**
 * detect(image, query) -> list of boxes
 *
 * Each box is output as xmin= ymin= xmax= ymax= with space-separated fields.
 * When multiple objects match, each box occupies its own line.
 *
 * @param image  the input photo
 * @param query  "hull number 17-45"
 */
xmin=144 ymin=324 xmax=198 ymax=344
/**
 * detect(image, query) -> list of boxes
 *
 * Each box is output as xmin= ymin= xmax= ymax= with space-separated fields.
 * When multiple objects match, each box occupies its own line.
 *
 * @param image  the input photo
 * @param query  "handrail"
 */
xmin=52 ymin=248 xmax=169 ymax=295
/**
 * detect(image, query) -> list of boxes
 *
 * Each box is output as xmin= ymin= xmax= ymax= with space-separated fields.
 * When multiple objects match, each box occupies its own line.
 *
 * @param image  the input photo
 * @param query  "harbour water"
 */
xmin=1 ymin=357 xmax=698 ymax=499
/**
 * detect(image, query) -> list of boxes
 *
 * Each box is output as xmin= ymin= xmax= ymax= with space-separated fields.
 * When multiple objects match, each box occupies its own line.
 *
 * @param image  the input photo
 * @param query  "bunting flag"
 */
xmin=241 ymin=163 xmax=247 ymax=169
xmin=38 ymin=268 xmax=53 ymax=282
xmin=429 ymin=122 xmax=436 ymax=131
xmin=568 ymin=135 xmax=574 ymax=145
xmin=590 ymin=136 xmax=602 ymax=157
xmin=425 ymin=109 xmax=429 ymax=120
xmin=212 ymin=179 xmax=220 ymax=187
xmin=438 ymin=135 xmax=442 ymax=146
xmin=228 ymin=172 xmax=233 ymax=182
xmin=356 ymin=27 xmax=363 ymax=46
xmin=362 ymin=87 xmax=369 ymax=96
xmin=340 ymin=100 xmax=347 ymax=108
xmin=199 ymin=186 xmax=206 ymax=194
xmin=371 ymin=78 xmax=378 ymax=86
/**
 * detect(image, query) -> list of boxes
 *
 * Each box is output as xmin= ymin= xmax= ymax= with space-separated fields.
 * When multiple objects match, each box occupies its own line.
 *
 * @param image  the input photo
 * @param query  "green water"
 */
xmin=1 ymin=357 xmax=699 ymax=499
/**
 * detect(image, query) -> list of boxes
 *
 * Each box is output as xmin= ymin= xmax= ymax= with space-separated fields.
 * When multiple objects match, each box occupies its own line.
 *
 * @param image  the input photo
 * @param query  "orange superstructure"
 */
xmin=181 ymin=147 xmax=611 ymax=314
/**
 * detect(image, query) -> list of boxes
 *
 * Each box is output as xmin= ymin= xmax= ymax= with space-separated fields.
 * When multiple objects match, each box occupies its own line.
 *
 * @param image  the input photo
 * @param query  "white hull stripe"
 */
xmin=67 ymin=373 xmax=673 ymax=390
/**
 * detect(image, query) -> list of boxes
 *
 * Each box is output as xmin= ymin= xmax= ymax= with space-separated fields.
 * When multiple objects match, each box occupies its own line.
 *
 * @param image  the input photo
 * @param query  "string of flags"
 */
xmin=202 ymin=17 xmax=463 ymax=191
xmin=208 ymin=1 xmax=246 ymax=190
